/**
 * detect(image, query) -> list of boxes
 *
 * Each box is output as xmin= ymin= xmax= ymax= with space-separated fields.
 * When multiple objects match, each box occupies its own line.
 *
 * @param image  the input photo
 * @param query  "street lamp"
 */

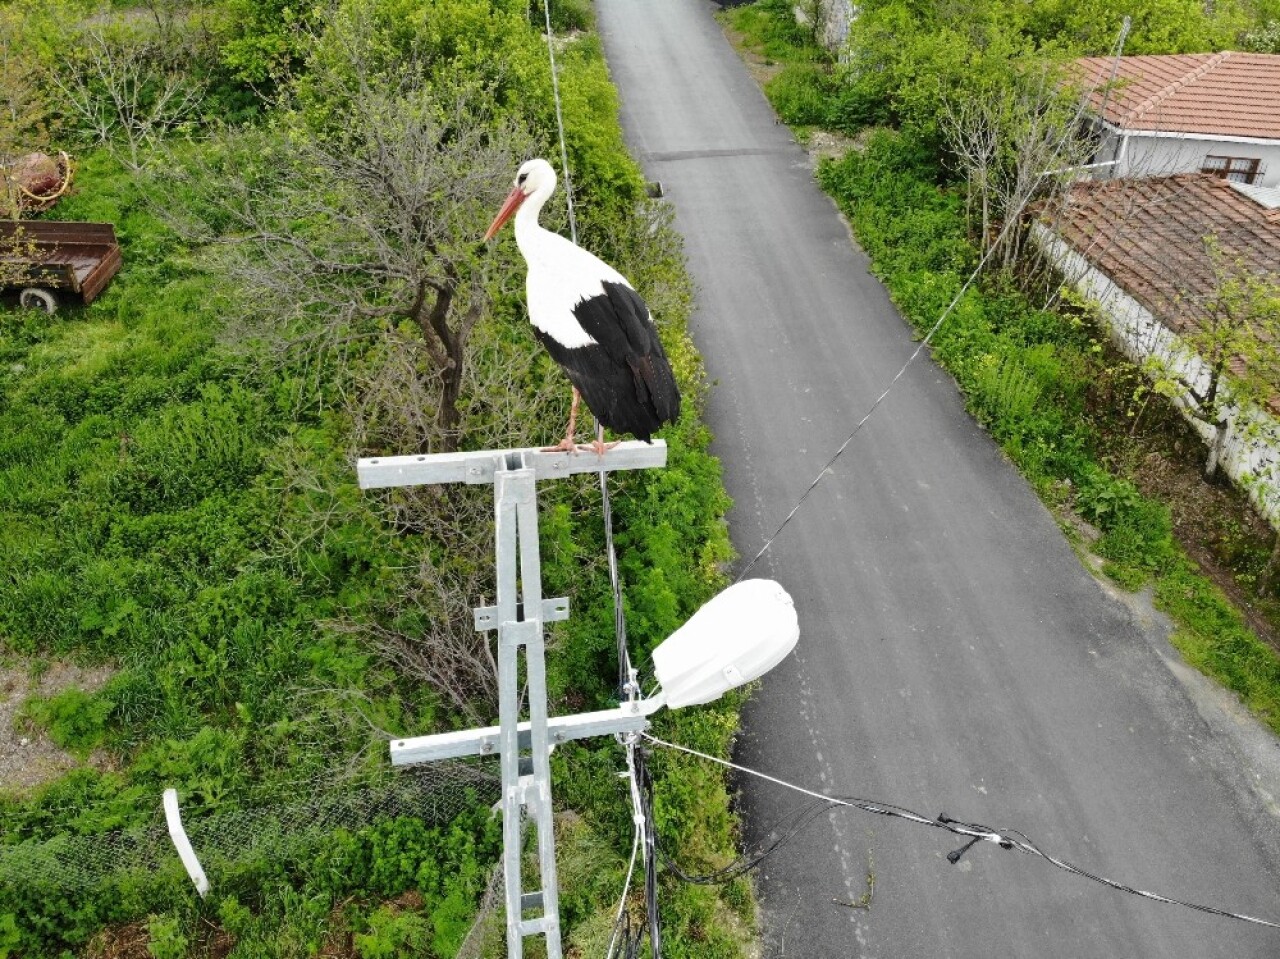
xmin=652 ymin=578 xmax=799 ymax=709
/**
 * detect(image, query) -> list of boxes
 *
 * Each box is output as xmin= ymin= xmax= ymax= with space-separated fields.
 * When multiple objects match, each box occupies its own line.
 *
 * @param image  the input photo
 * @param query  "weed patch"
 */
xmin=1 ymin=0 xmax=744 ymax=954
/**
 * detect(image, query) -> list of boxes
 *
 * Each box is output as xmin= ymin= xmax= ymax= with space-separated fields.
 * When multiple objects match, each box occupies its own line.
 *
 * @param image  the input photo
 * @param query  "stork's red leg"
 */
xmin=578 ymin=422 xmax=620 ymax=456
xmin=542 ymin=387 xmax=582 ymax=453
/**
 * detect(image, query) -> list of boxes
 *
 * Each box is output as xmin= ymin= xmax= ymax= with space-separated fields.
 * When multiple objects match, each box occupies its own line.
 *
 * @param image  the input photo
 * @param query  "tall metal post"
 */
xmin=356 ymin=441 xmax=669 ymax=959
xmin=493 ymin=453 xmax=560 ymax=956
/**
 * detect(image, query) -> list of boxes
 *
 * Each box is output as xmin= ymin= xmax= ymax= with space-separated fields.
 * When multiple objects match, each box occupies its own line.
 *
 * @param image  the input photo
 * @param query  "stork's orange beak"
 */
xmin=484 ymin=186 xmax=527 ymax=241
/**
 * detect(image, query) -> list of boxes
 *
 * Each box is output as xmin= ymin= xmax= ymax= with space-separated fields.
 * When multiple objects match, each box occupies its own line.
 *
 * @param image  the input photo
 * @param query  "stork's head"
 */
xmin=484 ymin=159 xmax=557 ymax=241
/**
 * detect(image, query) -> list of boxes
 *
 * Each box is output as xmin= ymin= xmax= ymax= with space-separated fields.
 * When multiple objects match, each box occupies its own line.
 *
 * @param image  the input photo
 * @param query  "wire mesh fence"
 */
xmin=0 ymin=759 xmax=499 ymax=895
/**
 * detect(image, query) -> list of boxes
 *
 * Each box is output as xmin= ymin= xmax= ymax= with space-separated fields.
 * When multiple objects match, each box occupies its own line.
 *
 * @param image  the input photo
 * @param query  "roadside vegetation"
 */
xmin=0 ymin=0 xmax=751 ymax=955
xmin=723 ymin=0 xmax=1280 ymax=733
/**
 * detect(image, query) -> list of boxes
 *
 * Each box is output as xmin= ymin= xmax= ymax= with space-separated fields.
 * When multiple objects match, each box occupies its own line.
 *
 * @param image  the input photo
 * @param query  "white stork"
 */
xmin=484 ymin=158 xmax=680 ymax=453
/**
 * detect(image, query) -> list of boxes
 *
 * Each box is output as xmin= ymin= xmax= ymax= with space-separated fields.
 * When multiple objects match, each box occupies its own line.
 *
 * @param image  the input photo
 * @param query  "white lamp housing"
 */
xmin=652 ymin=579 xmax=799 ymax=709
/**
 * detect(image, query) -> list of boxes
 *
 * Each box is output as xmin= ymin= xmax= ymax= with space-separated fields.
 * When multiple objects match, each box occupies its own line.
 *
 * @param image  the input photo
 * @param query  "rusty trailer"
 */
xmin=0 ymin=221 xmax=122 ymax=313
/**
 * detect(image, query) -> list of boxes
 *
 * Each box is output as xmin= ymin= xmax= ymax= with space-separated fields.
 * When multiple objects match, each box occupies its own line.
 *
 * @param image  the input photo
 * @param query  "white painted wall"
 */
xmin=1095 ymin=128 xmax=1280 ymax=187
xmin=1034 ymin=222 xmax=1280 ymax=526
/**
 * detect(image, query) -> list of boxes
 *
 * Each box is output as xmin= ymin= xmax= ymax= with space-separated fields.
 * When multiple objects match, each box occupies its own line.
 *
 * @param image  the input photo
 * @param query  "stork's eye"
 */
xmin=517 ymin=173 xmax=528 ymax=185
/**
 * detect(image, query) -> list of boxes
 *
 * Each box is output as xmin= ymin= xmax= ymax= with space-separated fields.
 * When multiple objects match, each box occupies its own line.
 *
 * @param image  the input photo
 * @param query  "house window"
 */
xmin=1201 ymin=155 xmax=1262 ymax=184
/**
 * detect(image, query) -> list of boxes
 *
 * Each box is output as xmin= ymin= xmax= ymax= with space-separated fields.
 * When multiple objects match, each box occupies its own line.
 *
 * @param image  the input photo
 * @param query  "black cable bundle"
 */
xmin=635 ymin=747 xmax=662 ymax=957
xmin=656 ymin=795 xmax=839 ymax=885
xmin=606 ymin=907 xmax=645 ymax=959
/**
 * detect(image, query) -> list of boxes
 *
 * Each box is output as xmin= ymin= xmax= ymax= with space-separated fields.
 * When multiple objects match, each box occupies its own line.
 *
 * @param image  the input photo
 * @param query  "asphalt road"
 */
xmin=593 ymin=2 xmax=1280 ymax=956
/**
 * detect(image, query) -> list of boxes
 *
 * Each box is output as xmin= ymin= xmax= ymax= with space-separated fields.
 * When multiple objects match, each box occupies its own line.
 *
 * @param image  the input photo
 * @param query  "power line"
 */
xmin=539 ymin=4 xmax=658 ymax=954
xmin=644 ymin=733 xmax=1280 ymax=932
xmin=735 ymin=203 xmax=1021 ymax=581
xmin=657 ymin=795 xmax=836 ymax=885
xmin=736 ymin=20 xmax=1131 ymax=583
xmin=635 ymin=747 xmax=662 ymax=953
xmin=605 ymin=794 xmax=642 ymax=959
xmin=538 ymin=0 xmax=632 ymax=695
xmin=540 ymin=0 xmax=578 ymax=244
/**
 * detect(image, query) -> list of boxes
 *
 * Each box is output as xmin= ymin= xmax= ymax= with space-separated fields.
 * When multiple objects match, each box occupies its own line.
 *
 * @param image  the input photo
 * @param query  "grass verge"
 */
xmin=0 ymin=3 xmax=752 ymax=955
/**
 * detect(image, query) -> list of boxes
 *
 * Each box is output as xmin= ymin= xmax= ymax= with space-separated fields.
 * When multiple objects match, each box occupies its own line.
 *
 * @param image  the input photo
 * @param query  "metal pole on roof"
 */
xmin=1096 ymin=17 xmax=1132 ymax=177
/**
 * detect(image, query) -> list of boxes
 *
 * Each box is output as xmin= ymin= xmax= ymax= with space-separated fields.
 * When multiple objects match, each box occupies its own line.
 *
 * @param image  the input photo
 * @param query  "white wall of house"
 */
xmin=1094 ymin=128 xmax=1280 ymax=187
xmin=1033 ymin=222 xmax=1280 ymax=526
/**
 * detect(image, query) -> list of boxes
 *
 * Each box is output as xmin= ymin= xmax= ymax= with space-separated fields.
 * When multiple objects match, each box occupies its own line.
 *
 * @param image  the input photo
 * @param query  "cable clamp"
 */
xmin=938 ymin=813 xmax=1013 ymax=864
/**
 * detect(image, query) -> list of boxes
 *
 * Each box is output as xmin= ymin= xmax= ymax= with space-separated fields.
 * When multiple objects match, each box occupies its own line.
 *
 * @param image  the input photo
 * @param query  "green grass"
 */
xmin=1158 ymin=565 xmax=1280 ymax=727
xmin=0 ymin=2 xmax=750 ymax=954
xmin=724 ymin=0 xmax=824 ymax=63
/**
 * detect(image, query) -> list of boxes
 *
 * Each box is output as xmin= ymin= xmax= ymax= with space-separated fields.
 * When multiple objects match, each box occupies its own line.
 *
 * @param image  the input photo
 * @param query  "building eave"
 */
xmin=1096 ymin=116 xmax=1280 ymax=147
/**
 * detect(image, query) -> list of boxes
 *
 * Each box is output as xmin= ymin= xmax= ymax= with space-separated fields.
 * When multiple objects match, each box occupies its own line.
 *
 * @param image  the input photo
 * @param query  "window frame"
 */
xmin=1201 ymin=154 xmax=1263 ymax=185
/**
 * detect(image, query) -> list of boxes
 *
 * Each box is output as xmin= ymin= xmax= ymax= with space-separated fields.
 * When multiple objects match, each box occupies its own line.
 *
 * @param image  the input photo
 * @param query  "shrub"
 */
xmin=19 ymin=688 xmax=114 ymax=755
xmin=766 ymin=64 xmax=832 ymax=126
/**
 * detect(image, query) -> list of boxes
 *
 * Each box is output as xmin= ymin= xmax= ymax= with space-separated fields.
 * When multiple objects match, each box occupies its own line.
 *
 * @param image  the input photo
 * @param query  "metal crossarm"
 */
xmin=356 ymin=440 xmax=666 ymax=489
xmin=361 ymin=442 xmax=667 ymax=959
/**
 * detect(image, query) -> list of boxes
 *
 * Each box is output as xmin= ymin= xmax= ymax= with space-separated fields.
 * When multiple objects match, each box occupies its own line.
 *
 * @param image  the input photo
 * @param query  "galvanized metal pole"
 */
xmin=494 ymin=452 xmax=561 ymax=957
xmin=356 ymin=441 xmax=668 ymax=959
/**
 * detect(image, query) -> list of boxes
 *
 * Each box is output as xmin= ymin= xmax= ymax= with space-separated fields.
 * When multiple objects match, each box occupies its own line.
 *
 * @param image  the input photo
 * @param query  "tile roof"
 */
xmin=1046 ymin=174 xmax=1280 ymax=394
xmin=1074 ymin=52 xmax=1280 ymax=140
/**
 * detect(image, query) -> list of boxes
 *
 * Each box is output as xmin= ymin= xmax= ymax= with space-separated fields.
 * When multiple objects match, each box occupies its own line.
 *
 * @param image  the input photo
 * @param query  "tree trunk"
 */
xmin=437 ymin=338 xmax=464 ymax=453
xmin=409 ymin=280 xmax=463 ymax=454
xmin=1204 ymin=419 xmax=1228 ymax=480
xmin=425 ymin=284 xmax=464 ymax=454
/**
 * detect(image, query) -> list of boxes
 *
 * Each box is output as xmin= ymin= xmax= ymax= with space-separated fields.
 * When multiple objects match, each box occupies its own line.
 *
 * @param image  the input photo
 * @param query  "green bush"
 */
xmin=19 ymin=688 xmax=114 ymax=755
xmin=355 ymin=907 xmax=429 ymax=958
xmin=766 ymin=64 xmax=832 ymax=126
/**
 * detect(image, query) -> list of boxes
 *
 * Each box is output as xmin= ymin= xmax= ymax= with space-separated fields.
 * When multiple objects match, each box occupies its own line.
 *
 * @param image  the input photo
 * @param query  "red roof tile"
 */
xmin=1046 ymin=174 xmax=1280 ymax=397
xmin=1074 ymin=52 xmax=1280 ymax=140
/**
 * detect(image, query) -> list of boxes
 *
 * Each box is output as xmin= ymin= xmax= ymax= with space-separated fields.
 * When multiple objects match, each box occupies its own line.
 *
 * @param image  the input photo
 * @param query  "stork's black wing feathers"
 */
xmin=603 ymin=283 xmax=680 ymax=424
xmin=538 ymin=281 xmax=681 ymax=442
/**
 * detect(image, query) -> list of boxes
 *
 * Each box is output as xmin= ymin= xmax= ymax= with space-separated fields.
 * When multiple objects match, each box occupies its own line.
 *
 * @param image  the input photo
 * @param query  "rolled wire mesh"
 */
xmin=0 ymin=759 xmax=499 ymax=894
xmin=454 ymin=863 xmax=504 ymax=959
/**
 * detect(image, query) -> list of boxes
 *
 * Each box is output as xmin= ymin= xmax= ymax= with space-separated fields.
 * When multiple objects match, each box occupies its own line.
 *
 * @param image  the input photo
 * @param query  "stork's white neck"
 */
xmin=514 ymin=180 xmax=556 ymax=257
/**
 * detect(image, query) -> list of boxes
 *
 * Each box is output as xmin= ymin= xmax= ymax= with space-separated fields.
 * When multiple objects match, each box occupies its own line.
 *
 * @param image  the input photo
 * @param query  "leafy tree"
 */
xmin=940 ymin=65 xmax=1092 ymax=272
xmin=51 ymin=22 xmax=206 ymax=172
xmin=172 ymin=12 xmax=535 ymax=455
xmin=215 ymin=0 xmax=317 ymax=87
xmin=1243 ymin=18 xmax=1280 ymax=50
xmin=1017 ymin=0 xmax=1247 ymax=53
xmin=837 ymin=1 xmax=1038 ymax=148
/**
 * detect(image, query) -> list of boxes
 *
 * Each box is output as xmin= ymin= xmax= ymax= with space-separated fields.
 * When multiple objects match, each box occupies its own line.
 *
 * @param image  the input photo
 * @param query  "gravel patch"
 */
xmin=0 ymin=661 xmax=116 ymax=794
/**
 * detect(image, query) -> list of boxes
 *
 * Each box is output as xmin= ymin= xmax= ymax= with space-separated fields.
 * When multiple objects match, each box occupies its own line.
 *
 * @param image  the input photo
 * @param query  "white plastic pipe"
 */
xmin=163 ymin=788 xmax=210 ymax=898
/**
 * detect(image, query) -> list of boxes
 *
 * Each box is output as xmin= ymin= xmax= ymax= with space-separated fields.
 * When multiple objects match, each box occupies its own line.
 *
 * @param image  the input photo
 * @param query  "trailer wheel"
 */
xmin=19 ymin=287 xmax=57 ymax=314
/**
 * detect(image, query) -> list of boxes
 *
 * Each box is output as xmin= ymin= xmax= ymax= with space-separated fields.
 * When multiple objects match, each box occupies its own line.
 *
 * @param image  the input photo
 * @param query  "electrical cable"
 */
xmin=605 ymin=804 xmax=642 ymax=959
xmin=634 ymin=747 xmax=662 ymax=955
xmin=656 ymin=796 xmax=837 ymax=885
xmin=600 ymin=444 xmax=633 ymax=694
xmin=734 ymin=22 xmax=1133 ymax=584
xmin=540 ymin=0 xmax=633 ymax=697
xmin=644 ymin=732 xmax=1280 ymax=931
xmin=606 ymin=740 xmax=659 ymax=958
xmin=538 ymin=9 xmax=657 ymax=952
xmin=540 ymin=0 xmax=578 ymax=244
xmin=733 ymin=194 xmax=1027 ymax=583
